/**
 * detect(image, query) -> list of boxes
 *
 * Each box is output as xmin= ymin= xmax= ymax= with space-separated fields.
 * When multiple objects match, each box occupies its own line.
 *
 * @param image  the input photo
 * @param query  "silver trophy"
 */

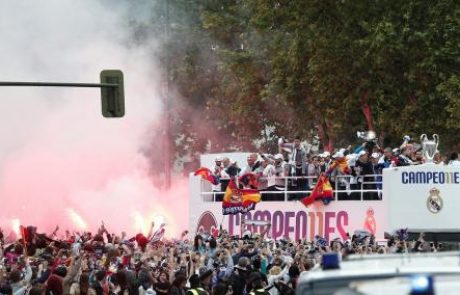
xmin=357 ymin=130 xmax=377 ymax=142
xmin=420 ymin=134 xmax=439 ymax=162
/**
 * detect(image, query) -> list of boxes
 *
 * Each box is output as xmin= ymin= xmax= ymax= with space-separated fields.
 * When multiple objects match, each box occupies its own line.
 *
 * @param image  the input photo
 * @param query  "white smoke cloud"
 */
xmin=0 ymin=0 xmax=188 ymax=236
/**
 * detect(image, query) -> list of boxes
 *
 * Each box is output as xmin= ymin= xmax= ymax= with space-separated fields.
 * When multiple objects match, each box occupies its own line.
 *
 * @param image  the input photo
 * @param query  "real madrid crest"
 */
xmin=427 ymin=187 xmax=443 ymax=214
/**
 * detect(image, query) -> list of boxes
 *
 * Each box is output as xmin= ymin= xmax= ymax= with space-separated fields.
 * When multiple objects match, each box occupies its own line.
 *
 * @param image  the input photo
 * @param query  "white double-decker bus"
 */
xmin=189 ymin=153 xmax=460 ymax=241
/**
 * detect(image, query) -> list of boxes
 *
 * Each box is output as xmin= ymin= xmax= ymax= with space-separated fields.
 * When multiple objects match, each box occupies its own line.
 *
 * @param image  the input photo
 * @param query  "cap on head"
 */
xmin=332 ymin=151 xmax=344 ymax=159
xmin=358 ymin=150 xmax=367 ymax=157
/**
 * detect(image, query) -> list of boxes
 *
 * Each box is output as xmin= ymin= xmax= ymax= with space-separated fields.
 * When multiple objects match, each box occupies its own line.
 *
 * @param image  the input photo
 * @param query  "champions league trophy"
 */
xmin=357 ymin=130 xmax=377 ymax=142
xmin=357 ymin=130 xmax=378 ymax=154
xmin=420 ymin=134 xmax=439 ymax=163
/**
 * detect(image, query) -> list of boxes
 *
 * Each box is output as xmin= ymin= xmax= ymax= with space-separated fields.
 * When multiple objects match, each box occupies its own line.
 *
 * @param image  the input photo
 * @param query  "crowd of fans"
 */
xmin=209 ymin=135 xmax=458 ymax=201
xmin=0 ymin=223 xmax=447 ymax=295
xmin=0 ymin=134 xmax=455 ymax=295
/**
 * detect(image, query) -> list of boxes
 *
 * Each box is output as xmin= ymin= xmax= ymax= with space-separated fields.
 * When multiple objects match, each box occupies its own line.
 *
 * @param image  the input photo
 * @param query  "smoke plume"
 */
xmin=0 ymin=0 xmax=188 ymax=237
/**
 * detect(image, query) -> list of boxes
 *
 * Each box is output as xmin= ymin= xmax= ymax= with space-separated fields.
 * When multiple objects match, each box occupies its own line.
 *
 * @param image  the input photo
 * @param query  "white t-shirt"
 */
xmin=263 ymin=164 xmax=277 ymax=188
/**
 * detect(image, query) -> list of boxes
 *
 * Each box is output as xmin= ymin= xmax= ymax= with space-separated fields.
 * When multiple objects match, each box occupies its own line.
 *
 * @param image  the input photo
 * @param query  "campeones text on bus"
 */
xmin=401 ymin=171 xmax=460 ymax=184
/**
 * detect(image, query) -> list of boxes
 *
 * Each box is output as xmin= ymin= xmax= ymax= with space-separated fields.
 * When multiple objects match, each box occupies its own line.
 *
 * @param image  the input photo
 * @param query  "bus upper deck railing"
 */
xmin=198 ymin=174 xmax=383 ymax=202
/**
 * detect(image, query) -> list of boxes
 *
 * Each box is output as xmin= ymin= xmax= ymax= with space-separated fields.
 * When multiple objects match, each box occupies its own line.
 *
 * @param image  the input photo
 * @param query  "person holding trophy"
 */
xmin=353 ymin=131 xmax=380 ymax=200
xmin=356 ymin=130 xmax=379 ymax=155
xmin=278 ymin=136 xmax=308 ymax=200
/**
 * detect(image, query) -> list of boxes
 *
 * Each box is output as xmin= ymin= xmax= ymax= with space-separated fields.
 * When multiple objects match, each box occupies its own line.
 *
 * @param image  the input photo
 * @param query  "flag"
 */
xmin=301 ymin=174 xmax=333 ymax=206
xmin=238 ymin=173 xmax=259 ymax=188
xmin=194 ymin=167 xmax=219 ymax=185
xmin=19 ymin=225 xmax=31 ymax=254
xmin=19 ymin=225 xmax=36 ymax=245
xmin=150 ymin=223 xmax=166 ymax=243
xmin=327 ymin=158 xmax=351 ymax=175
xmin=222 ymin=179 xmax=261 ymax=215
xmin=20 ymin=225 xmax=27 ymax=242
xmin=336 ymin=158 xmax=351 ymax=174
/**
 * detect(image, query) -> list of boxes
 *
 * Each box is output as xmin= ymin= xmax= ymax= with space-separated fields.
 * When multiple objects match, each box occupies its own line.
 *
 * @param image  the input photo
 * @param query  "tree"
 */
xmin=130 ymin=0 xmax=460 ymax=167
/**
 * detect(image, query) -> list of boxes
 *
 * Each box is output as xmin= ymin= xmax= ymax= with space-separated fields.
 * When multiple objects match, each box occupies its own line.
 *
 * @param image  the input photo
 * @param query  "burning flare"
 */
xmin=11 ymin=218 xmax=21 ymax=237
xmin=133 ymin=211 xmax=147 ymax=235
xmin=67 ymin=208 xmax=88 ymax=231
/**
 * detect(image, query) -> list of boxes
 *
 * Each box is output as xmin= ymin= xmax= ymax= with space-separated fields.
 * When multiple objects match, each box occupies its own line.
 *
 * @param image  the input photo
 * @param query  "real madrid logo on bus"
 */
xmin=426 ymin=187 xmax=443 ymax=214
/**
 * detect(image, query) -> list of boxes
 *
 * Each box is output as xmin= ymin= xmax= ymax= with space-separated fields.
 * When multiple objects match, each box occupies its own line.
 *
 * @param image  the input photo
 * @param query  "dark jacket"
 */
xmin=228 ymin=272 xmax=247 ymax=295
xmin=354 ymin=160 xmax=374 ymax=176
xmin=170 ymin=286 xmax=186 ymax=295
xmin=186 ymin=287 xmax=208 ymax=295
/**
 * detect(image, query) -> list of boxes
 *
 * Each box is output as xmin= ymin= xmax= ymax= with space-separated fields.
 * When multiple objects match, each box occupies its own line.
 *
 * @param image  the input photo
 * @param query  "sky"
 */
xmin=0 ymin=0 xmax=188 ymax=238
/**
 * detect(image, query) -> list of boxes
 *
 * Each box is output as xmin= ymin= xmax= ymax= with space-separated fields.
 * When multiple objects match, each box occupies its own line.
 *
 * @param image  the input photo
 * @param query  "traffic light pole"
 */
xmin=0 ymin=82 xmax=118 ymax=88
xmin=0 ymin=70 xmax=125 ymax=118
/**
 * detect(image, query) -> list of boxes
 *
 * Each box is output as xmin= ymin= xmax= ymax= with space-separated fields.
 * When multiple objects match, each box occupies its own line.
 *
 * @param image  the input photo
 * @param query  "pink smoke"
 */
xmin=0 ymin=1 xmax=189 ymax=239
xmin=0 ymin=124 xmax=190 ymax=237
xmin=0 ymin=112 xmax=189 ymax=237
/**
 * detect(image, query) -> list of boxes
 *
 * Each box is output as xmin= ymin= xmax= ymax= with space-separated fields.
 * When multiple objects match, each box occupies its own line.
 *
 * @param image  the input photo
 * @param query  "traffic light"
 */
xmin=100 ymin=70 xmax=125 ymax=118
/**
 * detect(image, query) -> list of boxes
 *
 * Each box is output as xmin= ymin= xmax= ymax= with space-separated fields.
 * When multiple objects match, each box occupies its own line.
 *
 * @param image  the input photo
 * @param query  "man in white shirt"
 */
xmin=242 ymin=153 xmax=262 ymax=175
xmin=274 ymin=154 xmax=289 ymax=198
xmin=278 ymin=136 xmax=307 ymax=176
xmin=212 ymin=156 xmax=228 ymax=194
xmin=260 ymin=155 xmax=276 ymax=200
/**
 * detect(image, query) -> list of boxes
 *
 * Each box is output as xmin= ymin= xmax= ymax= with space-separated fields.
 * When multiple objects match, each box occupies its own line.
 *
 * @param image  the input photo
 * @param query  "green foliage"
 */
xmin=134 ymin=0 xmax=460 ymax=162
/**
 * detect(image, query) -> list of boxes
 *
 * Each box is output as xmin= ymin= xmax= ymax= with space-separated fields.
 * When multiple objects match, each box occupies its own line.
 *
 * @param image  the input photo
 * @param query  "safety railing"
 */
xmin=198 ymin=174 xmax=383 ymax=202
